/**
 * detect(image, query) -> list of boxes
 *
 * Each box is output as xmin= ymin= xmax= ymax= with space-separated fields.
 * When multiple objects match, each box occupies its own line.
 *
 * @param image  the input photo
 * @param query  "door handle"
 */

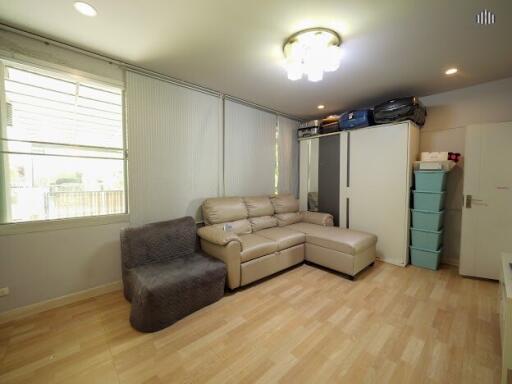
xmin=465 ymin=195 xmax=487 ymax=208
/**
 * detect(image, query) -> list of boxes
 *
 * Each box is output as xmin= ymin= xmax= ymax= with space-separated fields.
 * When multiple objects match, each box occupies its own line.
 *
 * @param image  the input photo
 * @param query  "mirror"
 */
xmin=299 ymin=135 xmax=340 ymax=225
xmin=306 ymin=138 xmax=319 ymax=212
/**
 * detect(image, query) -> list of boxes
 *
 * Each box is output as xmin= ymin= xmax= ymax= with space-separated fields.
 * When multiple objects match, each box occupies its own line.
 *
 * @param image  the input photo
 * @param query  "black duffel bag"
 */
xmin=373 ymin=96 xmax=426 ymax=126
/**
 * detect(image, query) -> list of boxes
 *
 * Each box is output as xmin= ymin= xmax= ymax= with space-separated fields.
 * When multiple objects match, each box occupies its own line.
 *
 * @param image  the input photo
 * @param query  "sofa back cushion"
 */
xmin=120 ymin=216 xmax=196 ymax=270
xmin=249 ymin=216 xmax=278 ymax=232
xmin=275 ymin=212 xmax=302 ymax=226
xmin=270 ymin=194 xmax=299 ymax=214
xmin=202 ymin=197 xmax=248 ymax=225
xmin=244 ymin=196 xmax=274 ymax=217
xmin=212 ymin=219 xmax=252 ymax=235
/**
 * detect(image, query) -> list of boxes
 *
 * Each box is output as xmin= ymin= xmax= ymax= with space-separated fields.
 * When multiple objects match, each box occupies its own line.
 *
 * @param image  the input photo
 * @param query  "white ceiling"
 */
xmin=1 ymin=0 xmax=511 ymax=119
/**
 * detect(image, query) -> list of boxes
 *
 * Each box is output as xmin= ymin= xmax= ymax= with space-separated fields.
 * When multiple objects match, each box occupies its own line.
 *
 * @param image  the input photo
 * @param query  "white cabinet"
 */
xmin=341 ymin=122 xmax=419 ymax=266
xmin=299 ymin=121 xmax=419 ymax=267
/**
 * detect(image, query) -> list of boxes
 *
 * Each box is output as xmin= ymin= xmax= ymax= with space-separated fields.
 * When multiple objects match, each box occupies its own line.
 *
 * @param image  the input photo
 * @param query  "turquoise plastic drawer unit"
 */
xmin=411 ymin=209 xmax=444 ymax=231
xmin=412 ymin=191 xmax=446 ymax=211
xmin=410 ymin=228 xmax=443 ymax=250
xmin=410 ymin=246 xmax=442 ymax=270
xmin=414 ymin=171 xmax=447 ymax=192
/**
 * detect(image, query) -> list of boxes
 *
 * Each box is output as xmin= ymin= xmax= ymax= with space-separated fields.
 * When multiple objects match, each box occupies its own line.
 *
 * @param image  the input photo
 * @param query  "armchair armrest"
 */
xmin=301 ymin=211 xmax=334 ymax=226
xmin=197 ymin=225 xmax=241 ymax=246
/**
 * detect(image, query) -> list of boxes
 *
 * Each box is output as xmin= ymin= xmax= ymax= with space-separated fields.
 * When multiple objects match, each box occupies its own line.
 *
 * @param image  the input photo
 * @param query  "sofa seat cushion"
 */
xmin=286 ymin=222 xmax=329 ymax=235
xmin=212 ymin=219 xmax=251 ymax=235
xmin=286 ymin=223 xmax=377 ymax=255
xmin=239 ymin=234 xmax=278 ymax=262
xmin=256 ymin=227 xmax=305 ymax=251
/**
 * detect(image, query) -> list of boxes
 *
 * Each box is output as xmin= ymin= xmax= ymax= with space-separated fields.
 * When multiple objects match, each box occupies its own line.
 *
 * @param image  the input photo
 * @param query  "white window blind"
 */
xmin=277 ymin=116 xmax=299 ymax=197
xmin=125 ymin=71 xmax=221 ymax=225
xmin=0 ymin=62 xmax=126 ymax=223
xmin=224 ymin=100 xmax=278 ymax=196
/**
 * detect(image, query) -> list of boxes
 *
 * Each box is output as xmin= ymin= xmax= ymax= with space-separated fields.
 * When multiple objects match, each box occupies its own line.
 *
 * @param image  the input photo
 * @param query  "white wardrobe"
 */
xmin=300 ymin=121 xmax=419 ymax=266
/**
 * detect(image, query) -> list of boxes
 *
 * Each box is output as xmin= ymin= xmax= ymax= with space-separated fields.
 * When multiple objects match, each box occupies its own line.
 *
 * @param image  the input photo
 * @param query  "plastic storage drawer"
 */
xmin=410 ymin=228 xmax=443 ymax=250
xmin=410 ymin=246 xmax=442 ymax=270
xmin=413 ymin=191 xmax=446 ymax=211
xmin=414 ymin=171 xmax=447 ymax=192
xmin=411 ymin=209 xmax=444 ymax=231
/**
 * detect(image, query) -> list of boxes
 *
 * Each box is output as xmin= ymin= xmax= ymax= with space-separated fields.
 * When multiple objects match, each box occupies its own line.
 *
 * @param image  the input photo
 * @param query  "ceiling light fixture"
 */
xmin=317 ymin=105 xmax=325 ymax=110
xmin=283 ymin=28 xmax=342 ymax=82
xmin=445 ymin=68 xmax=458 ymax=75
xmin=74 ymin=2 xmax=97 ymax=17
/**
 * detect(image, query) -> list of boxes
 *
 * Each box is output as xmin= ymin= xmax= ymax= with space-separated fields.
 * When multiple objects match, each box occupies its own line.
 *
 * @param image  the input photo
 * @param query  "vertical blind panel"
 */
xmin=126 ymin=72 xmax=221 ymax=225
xmin=224 ymin=101 xmax=277 ymax=196
xmin=278 ymin=116 xmax=299 ymax=197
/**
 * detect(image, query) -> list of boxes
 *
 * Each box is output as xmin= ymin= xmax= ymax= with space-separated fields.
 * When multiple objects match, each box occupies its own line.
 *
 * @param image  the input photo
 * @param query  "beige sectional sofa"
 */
xmin=197 ymin=194 xmax=377 ymax=289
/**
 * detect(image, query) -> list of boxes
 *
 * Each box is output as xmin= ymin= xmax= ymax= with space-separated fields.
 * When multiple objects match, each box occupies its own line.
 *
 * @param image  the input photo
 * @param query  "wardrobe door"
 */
xmin=299 ymin=138 xmax=319 ymax=212
xmin=318 ymin=135 xmax=340 ymax=225
xmin=348 ymin=122 xmax=411 ymax=266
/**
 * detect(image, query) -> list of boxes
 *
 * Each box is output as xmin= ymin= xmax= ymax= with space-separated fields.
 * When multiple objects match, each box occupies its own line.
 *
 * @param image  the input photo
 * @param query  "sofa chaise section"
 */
xmin=198 ymin=194 xmax=377 ymax=289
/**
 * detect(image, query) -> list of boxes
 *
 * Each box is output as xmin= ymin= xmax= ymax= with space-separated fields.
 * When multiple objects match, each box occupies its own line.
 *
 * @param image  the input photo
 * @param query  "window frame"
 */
xmin=0 ymin=57 xmax=129 ymax=234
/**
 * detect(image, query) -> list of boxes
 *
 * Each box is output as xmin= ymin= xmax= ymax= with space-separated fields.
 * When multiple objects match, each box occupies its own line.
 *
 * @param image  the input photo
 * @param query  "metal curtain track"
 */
xmin=0 ymin=24 xmax=302 ymax=121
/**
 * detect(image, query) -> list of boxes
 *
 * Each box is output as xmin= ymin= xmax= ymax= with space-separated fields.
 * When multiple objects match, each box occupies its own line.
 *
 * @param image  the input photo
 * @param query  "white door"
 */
xmin=460 ymin=123 xmax=512 ymax=280
xmin=346 ymin=122 xmax=417 ymax=266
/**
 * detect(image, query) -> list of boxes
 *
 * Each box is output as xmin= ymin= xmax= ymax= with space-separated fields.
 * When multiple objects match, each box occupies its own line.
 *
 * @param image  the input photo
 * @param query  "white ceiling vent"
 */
xmin=476 ymin=9 xmax=496 ymax=25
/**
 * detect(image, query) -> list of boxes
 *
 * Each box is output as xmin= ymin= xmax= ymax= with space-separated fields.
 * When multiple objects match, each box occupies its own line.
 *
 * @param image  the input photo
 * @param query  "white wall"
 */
xmin=12 ymin=29 xmax=511 ymax=310
xmin=0 ymin=31 xmax=128 ymax=314
xmin=0 ymin=30 xmax=123 ymax=85
xmin=0 ymin=222 xmax=127 ymax=313
xmin=0 ymin=31 xmax=300 ymax=314
xmin=419 ymin=76 xmax=512 ymax=265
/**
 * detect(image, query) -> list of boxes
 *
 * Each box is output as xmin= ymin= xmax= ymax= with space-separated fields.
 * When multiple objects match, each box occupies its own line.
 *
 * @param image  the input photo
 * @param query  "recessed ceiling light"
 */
xmin=445 ymin=68 xmax=458 ymax=75
xmin=317 ymin=105 xmax=325 ymax=110
xmin=74 ymin=2 xmax=97 ymax=17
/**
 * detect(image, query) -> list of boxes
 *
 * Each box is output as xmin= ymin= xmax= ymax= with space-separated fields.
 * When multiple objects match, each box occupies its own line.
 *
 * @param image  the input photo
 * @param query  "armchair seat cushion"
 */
xmin=256 ymin=227 xmax=305 ymax=251
xmin=129 ymin=252 xmax=226 ymax=332
xmin=239 ymin=234 xmax=278 ymax=262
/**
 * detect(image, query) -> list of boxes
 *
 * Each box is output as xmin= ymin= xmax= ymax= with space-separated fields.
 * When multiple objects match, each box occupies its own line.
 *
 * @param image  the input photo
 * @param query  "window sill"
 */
xmin=0 ymin=214 xmax=130 ymax=236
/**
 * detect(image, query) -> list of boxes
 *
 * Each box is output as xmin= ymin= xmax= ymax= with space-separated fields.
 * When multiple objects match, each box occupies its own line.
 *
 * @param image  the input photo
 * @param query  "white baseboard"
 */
xmin=378 ymin=256 xmax=460 ymax=268
xmin=376 ymin=257 xmax=406 ymax=267
xmin=442 ymin=256 xmax=460 ymax=267
xmin=0 ymin=281 xmax=123 ymax=325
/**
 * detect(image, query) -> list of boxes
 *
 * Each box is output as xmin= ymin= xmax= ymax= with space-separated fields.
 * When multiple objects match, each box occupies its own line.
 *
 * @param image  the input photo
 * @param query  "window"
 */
xmin=0 ymin=61 xmax=126 ymax=224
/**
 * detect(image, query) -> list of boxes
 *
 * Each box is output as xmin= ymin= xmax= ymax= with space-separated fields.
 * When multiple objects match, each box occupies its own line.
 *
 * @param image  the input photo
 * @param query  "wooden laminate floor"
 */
xmin=0 ymin=262 xmax=501 ymax=384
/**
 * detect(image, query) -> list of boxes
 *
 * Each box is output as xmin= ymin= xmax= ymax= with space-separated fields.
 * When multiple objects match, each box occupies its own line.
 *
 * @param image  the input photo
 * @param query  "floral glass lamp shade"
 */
xmin=283 ymin=28 xmax=342 ymax=82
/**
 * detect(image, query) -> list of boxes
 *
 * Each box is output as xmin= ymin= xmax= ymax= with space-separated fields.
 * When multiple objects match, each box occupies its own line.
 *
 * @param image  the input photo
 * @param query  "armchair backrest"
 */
xmin=121 ymin=216 xmax=197 ymax=270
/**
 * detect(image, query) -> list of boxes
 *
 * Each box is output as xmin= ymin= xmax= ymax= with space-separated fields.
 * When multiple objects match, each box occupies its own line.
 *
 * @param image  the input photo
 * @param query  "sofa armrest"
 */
xmin=197 ymin=225 xmax=241 ymax=246
xmin=301 ymin=211 xmax=334 ymax=226
xmin=200 ymin=239 xmax=242 ymax=289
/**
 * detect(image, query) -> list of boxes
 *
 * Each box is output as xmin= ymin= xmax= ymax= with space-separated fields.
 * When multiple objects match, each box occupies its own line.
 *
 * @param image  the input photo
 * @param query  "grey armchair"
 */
xmin=120 ymin=216 xmax=226 ymax=332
